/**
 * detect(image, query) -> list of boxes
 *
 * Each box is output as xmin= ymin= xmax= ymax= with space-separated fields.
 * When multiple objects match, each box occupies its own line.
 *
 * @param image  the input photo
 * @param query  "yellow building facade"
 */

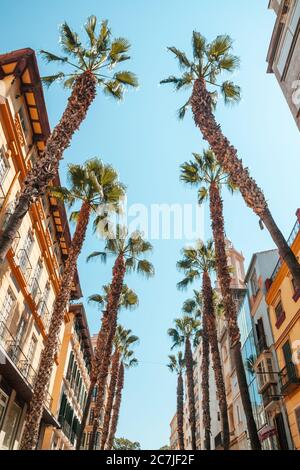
xmin=0 ymin=49 xmax=83 ymax=450
xmin=266 ymin=210 xmax=300 ymax=450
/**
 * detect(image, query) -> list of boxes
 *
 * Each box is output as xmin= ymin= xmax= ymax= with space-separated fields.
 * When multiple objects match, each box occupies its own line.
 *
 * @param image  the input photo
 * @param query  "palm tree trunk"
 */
xmin=208 ymin=182 xmax=261 ymax=450
xmin=0 ymin=71 xmax=97 ymax=263
xmin=76 ymin=306 xmax=112 ymax=450
xmin=100 ymin=349 xmax=120 ymax=449
xmin=203 ymin=271 xmax=230 ymax=450
xmin=19 ymin=200 xmax=91 ymax=450
xmin=184 ymin=337 xmax=197 ymax=450
xmin=177 ymin=372 xmax=185 ymax=450
xmin=106 ymin=362 xmax=124 ymax=451
xmin=191 ymin=78 xmax=300 ymax=290
xmin=88 ymin=254 xmax=126 ymax=450
xmin=200 ymin=288 xmax=211 ymax=451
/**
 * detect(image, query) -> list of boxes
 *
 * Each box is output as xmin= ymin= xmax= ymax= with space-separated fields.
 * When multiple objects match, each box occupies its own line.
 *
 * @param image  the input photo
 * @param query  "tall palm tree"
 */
xmin=168 ymin=315 xmax=201 ymax=450
xmin=76 ymin=284 xmax=138 ymax=450
xmin=101 ymin=325 xmax=139 ymax=450
xmin=167 ymin=352 xmax=186 ymax=450
xmin=87 ymin=226 xmax=154 ymax=450
xmin=161 ymin=32 xmax=300 ymax=291
xmin=0 ymin=16 xmax=138 ymax=261
xmin=180 ymin=150 xmax=260 ymax=449
xmin=183 ymin=290 xmax=229 ymax=448
xmin=105 ymin=331 xmax=139 ymax=450
xmin=20 ymin=159 xmax=125 ymax=450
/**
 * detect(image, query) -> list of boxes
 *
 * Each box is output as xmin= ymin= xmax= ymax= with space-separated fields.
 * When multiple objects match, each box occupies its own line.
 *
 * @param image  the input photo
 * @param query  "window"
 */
xmin=1 ymin=401 xmax=21 ymax=450
xmin=27 ymin=335 xmax=37 ymax=364
xmin=18 ymin=230 xmax=34 ymax=275
xmin=275 ymin=299 xmax=286 ymax=328
xmin=250 ymin=270 xmax=259 ymax=296
xmin=295 ymin=407 xmax=300 ymax=436
xmin=0 ymin=389 xmax=8 ymax=428
xmin=0 ymin=147 xmax=9 ymax=183
xmin=89 ymin=408 xmax=94 ymax=426
xmin=38 ymin=282 xmax=51 ymax=318
xmin=18 ymin=106 xmax=28 ymax=135
xmin=30 ymin=258 xmax=43 ymax=300
xmin=0 ymin=289 xmax=15 ymax=323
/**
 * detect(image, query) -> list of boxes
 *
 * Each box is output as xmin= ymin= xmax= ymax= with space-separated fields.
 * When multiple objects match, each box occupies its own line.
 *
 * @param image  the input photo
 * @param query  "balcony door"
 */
xmin=1 ymin=401 xmax=21 ymax=450
xmin=282 ymin=340 xmax=296 ymax=380
xmin=274 ymin=413 xmax=289 ymax=450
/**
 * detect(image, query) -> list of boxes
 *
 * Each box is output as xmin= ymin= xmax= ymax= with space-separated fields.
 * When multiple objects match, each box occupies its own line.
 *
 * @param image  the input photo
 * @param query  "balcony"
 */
xmin=279 ymin=362 xmax=300 ymax=395
xmin=262 ymin=384 xmax=281 ymax=412
xmin=270 ymin=219 xmax=300 ymax=284
xmin=0 ymin=320 xmax=53 ymax=410
xmin=16 ymin=249 xmax=32 ymax=282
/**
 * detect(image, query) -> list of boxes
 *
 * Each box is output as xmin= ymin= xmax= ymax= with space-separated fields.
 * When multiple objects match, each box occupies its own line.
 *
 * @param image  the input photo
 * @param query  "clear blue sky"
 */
xmin=2 ymin=0 xmax=300 ymax=449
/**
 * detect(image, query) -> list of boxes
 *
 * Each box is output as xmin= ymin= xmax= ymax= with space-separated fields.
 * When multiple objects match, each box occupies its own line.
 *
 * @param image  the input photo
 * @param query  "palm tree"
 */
xmin=161 ymin=32 xmax=300 ymax=290
xmin=182 ymin=288 xmax=229 ymax=451
xmin=0 ymin=16 xmax=138 ymax=262
xmin=167 ymin=352 xmax=186 ymax=450
xmin=168 ymin=315 xmax=201 ymax=450
xmin=106 ymin=330 xmax=139 ymax=450
xmin=180 ymin=150 xmax=260 ymax=449
xmin=101 ymin=325 xmax=139 ymax=450
xmin=76 ymin=284 xmax=138 ymax=450
xmin=20 ymin=159 xmax=125 ymax=450
xmin=87 ymin=226 xmax=154 ymax=450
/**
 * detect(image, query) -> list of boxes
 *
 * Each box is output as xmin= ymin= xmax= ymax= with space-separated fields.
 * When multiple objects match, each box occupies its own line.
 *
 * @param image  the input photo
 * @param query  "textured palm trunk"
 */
xmin=76 ymin=306 xmax=111 ymax=450
xmin=185 ymin=337 xmax=197 ymax=450
xmin=0 ymin=72 xmax=97 ymax=263
xmin=100 ymin=349 xmax=120 ymax=449
xmin=200 ymin=288 xmax=211 ymax=451
xmin=106 ymin=361 xmax=124 ymax=450
xmin=20 ymin=201 xmax=91 ymax=450
xmin=208 ymin=182 xmax=261 ymax=450
xmin=177 ymin=372 xmax=185 ymax=450
xmin=191 ymin=78 xmax=300 ymax=290
xmin=203 ymin=271 xmax=230 ymax=450
xmin=88 ymin=254 xmax=126 ymax=450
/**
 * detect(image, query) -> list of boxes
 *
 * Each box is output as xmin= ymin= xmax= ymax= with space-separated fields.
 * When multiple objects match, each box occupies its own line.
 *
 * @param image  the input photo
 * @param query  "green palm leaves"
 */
xmin=88 ymin=284 xmax=139 ymax=311
xmin=161 ymin=32 xmax=241 ymax=117
xmin=41 ymin=16 xmax=138 ymax=99
xmin=177 ymin=239 xmax=215 ymax=290
xmin=167 ymin=351 xmax=185 ymax=374
xmin=114 ymin=325 xmax=139 ymax=368
xmin=87 ymin=225 xmax=155 ymax=278
xmin=180 ymin=148 xmax=236 ymax=204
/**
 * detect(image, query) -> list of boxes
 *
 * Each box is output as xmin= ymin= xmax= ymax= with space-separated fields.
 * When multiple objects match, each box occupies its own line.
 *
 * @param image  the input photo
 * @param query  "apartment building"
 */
xmin=0 ymin=49 xmax=81 ymax=449
xmin=246 ymin=250 xmax=293 ymax=450
xmin=41 ymin=304 xmax=93 ymax=450
xmin=169 ymin=413 xmax=179 ymax=450
xmin=267 ymin=0 xmax=300 ymax=130
xmin=265 ymin=209 xmax=300 ymax=449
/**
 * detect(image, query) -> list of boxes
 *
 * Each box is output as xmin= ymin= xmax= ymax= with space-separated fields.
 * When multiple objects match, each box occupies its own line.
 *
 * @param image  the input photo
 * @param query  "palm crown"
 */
xmin=50 ymin=158 xmax=125 ymax=221
xmin=177 ymin=239 xmax=216 ymax=290
xmin=41 ymin=16 xmax=138 ymax=98
xmin=114 ymin=325 xmax=139 ymax=368
xmin=160 ymin=32 xmax=241 ymax=118
xmin=167 ymin=351 xmax=185 ymax=375
xmin=168 ymin=315 xmax=201 ymax=350
xmin=88 ymin=284 xmax=139 ymax=312
xmin=180 ymin=148 xmax=236 ymax=204
xmin=183 ymin=289 xmax=224 ymax=320
xmin=87 ymin=225 xmax=155 ymax=277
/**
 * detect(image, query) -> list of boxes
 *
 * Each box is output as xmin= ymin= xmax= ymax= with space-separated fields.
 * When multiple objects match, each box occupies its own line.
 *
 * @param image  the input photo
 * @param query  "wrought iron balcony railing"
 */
xmin=38 ymin=301 xmax=51 ymax=333
xmin=30 ymin=277 xmax=42 ymax=306
xmin=0 ymin=320 xmax=53 ymax=409
xmin=279 ymin=362 xmax=300 ymax=394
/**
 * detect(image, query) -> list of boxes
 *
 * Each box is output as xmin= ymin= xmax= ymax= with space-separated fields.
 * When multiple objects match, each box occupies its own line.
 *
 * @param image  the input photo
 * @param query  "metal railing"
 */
xmin=271 ymin=219 xmax=300 ymax=282
xmin=0 ymin=320 xmax=53 ymax=410
xmin=0 ymin=320 xmax=36 ymax=387
xmin=16 ymin=249 xmax=32 ymax=282
xmin=279 ymin=362 xmax=300 ymax=391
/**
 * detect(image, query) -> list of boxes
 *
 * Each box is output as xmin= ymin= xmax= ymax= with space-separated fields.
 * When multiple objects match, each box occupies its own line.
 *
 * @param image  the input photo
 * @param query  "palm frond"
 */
xmin=167 ymin=47 xmax=191 ymax=69
xmin=114 ymin=71 xmax=138 ymax=87
xmin=86 ymin=251 xmax=107 ymax=263
xmin=41 ymin=73 xmax=65 ymax=88
xmin=40 ymin=50 xmax=68 ymax=63
xmin=221 ymin=81 xmax=241 ymax=105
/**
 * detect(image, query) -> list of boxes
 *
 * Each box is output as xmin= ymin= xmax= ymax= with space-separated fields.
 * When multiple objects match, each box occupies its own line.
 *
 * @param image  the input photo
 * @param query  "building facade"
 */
xmin=267 ymin=0 xmax=300 ymax=130
xmin=41 ymin=304 xmax=93 ymax=450
xmin=245 ymin=250 xmax=293 ymax=450
xmin=265 ymin=210 xmax=300 ymax=449
xmin=0 ymin=49 xmax=82 ymax=450
xmin=169 ymin=413 xmax=179 ymax=450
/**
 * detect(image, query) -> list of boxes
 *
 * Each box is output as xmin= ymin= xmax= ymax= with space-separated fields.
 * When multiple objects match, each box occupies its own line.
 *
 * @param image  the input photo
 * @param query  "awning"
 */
xmin=259 ymin=425 xmax=277 ymax=442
